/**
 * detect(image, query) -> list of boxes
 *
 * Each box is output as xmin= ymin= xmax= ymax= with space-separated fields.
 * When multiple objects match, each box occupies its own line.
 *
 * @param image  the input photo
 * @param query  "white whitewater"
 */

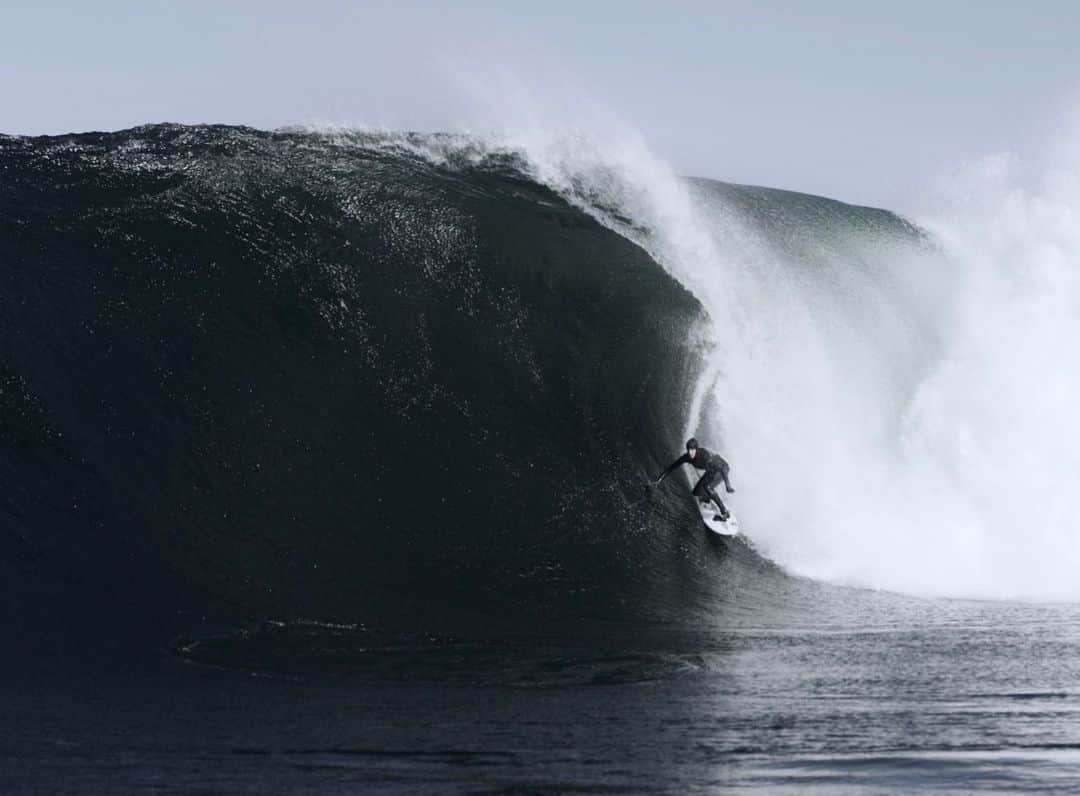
xmin=503 ymin=118 xmax=1080 ymax=602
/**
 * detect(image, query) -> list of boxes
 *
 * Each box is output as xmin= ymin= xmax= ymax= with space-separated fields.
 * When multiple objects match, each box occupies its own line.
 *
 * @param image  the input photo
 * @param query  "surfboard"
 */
xmin=696 ymin=499 xmax=739 ymax=536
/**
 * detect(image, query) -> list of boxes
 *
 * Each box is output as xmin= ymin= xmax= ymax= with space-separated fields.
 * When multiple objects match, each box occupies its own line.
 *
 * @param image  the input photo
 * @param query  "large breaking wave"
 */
xmin=0 ymin=124 xmax=735 ymax=629
xmin=2 ymin=122 xmax=1078 ymax=639
xmin=496 ymin=123 xmax=1080 ymax=602
xmin=492 ymin=123 xmax=1080 ymax=602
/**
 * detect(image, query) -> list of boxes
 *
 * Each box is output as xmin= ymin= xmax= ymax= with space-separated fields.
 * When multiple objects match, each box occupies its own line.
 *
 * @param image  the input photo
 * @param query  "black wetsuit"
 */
xmin=657 ymin=447 xmax=733 ymax=518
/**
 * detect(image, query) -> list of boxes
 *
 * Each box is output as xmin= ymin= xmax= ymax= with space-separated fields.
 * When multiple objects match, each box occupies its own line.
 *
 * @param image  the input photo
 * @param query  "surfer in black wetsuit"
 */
xmin=655 ymin=437 xmax=735 ymax=521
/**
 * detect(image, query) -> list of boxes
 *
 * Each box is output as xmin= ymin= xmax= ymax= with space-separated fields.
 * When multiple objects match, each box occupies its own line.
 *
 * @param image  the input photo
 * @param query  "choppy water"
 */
xmin=5 ymin=592 xmax=1077 ymax=793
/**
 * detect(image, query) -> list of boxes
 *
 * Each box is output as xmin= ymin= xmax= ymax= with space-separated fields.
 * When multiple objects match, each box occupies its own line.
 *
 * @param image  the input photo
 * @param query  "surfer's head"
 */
xmin=686 ymin=437 xmax=698 ymax=457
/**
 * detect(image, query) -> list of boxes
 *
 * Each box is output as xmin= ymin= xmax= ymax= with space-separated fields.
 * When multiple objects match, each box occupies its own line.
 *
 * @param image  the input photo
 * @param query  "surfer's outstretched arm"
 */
xmin=655 ymin=453 xmax=689 ymax=484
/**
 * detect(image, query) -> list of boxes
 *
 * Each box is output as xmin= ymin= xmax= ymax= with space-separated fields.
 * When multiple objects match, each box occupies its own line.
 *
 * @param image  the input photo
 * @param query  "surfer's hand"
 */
xmin=726 ymin=486 xmax=735 ymax=493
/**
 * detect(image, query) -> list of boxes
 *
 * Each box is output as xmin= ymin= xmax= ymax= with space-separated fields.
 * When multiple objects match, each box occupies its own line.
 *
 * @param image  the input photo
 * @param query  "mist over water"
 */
xmin=449 ymin=118 xmax=1080 ymax=602
xmin=904 ymin=140 xmax=1080 ymax=599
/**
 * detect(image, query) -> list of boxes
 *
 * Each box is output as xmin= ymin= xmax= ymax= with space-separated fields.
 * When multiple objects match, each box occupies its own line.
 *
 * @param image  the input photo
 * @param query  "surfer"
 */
xmin=655 ymin=437 xmax=735 ymax=521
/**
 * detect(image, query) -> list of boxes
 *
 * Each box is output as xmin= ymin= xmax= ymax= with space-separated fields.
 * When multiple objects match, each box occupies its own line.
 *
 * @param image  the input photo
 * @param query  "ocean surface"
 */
xmin=3 ymin=125 xmax=1079 ymax=793
xmin=8 ymin=594 xmax=1080 ymax=793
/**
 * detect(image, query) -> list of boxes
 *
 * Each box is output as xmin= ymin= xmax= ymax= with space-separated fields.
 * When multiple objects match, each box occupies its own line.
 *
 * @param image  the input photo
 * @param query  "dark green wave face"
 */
xmin=1 ymin=124 xmax=731 ymax=629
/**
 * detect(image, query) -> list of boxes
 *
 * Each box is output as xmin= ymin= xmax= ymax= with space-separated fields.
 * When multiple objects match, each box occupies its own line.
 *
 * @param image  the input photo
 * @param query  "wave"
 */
xmin=0 ymin=124 xmax=767 ymax=629
xmin=3 ymin=121 xmax=1075 ymax=644
xmin=484 ymin=121 xmax=1080 ymax=602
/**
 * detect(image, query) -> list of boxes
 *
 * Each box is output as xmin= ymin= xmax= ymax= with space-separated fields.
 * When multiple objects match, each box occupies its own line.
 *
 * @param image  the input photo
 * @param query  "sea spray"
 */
xmin=496 ymin=123 xmax=1080 ymax=600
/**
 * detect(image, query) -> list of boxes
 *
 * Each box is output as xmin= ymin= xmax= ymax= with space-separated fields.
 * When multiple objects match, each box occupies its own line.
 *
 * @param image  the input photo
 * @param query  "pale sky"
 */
xmin=3 ymin=0 xmax=1078 ymax=209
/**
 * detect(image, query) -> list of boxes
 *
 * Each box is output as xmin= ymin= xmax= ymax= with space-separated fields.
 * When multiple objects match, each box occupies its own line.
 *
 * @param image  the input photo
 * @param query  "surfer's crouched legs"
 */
xmin=693 ymin=470 xmax=729 ymax=519
xmin=709 ymin=489 xmax=730 ymax=520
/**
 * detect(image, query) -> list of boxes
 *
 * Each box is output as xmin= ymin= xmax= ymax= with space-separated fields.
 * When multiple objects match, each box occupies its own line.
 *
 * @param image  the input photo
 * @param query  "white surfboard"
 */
xmin=696 ymin=499 xmax=739 ymax=536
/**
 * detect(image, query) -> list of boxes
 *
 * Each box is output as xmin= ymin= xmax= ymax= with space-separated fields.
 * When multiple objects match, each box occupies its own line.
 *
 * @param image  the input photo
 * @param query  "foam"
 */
xmin=507 ymin=117 xmax=1080 ymax=601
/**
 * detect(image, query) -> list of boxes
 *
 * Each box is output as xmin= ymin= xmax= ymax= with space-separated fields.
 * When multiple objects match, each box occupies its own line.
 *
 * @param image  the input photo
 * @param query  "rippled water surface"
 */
xmin=8 ymin=593 xmax=1080 ymax=794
